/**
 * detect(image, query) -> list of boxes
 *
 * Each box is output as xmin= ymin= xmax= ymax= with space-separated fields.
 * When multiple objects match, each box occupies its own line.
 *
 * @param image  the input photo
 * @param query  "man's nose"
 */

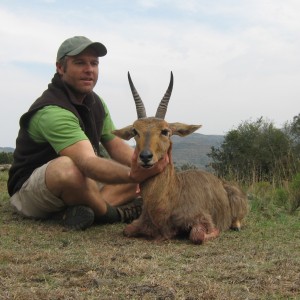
xmin=84 ymin=63 xmax=94 ymax=72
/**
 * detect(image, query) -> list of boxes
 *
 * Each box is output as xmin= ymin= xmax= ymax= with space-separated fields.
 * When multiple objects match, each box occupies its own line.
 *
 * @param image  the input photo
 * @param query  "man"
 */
xmin=7 ymin=36 xmax=168 ymax=230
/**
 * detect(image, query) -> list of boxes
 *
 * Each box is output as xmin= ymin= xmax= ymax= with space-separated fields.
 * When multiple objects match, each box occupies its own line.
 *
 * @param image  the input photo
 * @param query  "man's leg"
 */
xmin=10 ymin=159 xmax=97 ymax=230
xmin=11 ymin=156 xmax=142 ymax=230
xmin=46 ymin=156 xmax=142 ymax=226
xmin=10 ymin=163 xmax=67 ymax=220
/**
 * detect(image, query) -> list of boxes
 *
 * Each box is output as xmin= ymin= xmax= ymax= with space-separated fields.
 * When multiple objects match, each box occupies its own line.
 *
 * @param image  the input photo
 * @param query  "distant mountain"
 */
xmin=171 ymin=133 xmax=224 ymax=170
xmin=0 ymin=147 xmax=14 ymax=153
xmin=0 ymin=133 xmax=224 ymax=170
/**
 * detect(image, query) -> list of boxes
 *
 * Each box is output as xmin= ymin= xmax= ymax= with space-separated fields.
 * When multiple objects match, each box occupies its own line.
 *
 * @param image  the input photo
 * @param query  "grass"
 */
xmin=0 ymin=170 xmax=300 ymax=300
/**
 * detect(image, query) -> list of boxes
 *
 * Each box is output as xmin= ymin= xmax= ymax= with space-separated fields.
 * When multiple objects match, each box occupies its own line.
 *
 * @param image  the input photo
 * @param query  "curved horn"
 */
xmin=128 ymin=72 xmax=147 ymax=119
xmin=155 ymin=71 xmax=173 ymax=119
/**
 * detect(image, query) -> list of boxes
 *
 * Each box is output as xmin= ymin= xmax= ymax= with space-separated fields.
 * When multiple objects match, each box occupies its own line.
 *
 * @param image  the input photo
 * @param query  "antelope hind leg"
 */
xmin=189 ymin=224 xmax=220 ymax=245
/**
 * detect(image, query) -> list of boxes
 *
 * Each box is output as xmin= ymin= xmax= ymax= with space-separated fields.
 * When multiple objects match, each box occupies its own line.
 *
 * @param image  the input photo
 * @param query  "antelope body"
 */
xmin=113 ymin=72 xmax=248 ymax=244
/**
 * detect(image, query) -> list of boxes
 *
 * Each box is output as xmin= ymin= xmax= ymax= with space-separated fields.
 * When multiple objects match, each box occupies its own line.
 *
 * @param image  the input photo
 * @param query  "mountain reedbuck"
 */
xmin=113 ymin=72 xmax=248 ymax=244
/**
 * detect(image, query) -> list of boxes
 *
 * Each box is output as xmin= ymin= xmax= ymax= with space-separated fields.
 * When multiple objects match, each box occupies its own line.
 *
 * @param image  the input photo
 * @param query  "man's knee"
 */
xmin=47 ymin=156 xmax=84 ymax=188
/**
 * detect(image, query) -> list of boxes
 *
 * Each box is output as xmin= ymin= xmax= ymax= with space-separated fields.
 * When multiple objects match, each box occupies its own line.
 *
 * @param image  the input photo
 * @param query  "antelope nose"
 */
xmin=140 ymin=150 xmax=153 ymax=164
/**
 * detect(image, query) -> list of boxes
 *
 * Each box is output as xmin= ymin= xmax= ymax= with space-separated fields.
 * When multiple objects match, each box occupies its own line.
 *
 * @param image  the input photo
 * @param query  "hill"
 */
xmin=0 ymin=133 xmax=224 ymax=170
xmin=171 ymin=133 xmax=224 ymax=170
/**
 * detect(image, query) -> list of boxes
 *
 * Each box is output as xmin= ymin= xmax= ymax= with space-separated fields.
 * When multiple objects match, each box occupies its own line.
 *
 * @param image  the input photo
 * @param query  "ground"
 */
xmin=0 ymin=172 xmax=300 ymax=299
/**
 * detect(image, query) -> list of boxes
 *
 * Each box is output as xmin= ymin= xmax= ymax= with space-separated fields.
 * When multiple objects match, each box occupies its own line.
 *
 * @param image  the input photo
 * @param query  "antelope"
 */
xmin=113 ymin=72 xmax=248 ymax=244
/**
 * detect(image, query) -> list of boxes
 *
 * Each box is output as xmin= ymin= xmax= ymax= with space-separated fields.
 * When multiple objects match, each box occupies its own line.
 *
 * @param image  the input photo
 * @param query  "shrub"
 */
xmin=290 ymin=172 xmax=300 ymax=212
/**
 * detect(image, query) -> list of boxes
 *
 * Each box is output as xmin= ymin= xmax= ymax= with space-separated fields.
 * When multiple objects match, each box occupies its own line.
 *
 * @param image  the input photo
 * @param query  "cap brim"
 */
xmin=68 ymin=41 xmax=107 ymax=57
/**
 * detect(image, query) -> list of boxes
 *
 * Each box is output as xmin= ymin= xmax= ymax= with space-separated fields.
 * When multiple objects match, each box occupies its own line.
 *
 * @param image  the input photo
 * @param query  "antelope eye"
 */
xmin=161 ymin=129 xmax=170 ymax=136
xmin=132 ymin=128 xmax=139 ymax=137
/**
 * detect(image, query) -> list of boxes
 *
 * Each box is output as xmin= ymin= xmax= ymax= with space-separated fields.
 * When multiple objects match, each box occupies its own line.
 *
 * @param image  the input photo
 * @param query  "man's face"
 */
xmin=57 ymin=48 xmax=99 ymax=101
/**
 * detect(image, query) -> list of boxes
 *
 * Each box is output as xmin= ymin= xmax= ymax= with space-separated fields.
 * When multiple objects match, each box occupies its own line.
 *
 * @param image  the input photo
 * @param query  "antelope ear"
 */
xmin=112 ymin=126 xmax=135 ymax=141
xmin=169 ymin=123 xmax=202 ymax=137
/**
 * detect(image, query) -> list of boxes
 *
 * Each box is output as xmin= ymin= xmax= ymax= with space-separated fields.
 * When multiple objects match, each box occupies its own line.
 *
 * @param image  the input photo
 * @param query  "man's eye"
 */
xmin=161 ymin=129 xmax=169 ymax=136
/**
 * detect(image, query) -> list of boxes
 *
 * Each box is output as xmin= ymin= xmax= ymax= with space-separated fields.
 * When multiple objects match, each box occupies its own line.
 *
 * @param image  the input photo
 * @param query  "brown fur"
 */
xmin=122 ymin=158 xmax=248 ymax=244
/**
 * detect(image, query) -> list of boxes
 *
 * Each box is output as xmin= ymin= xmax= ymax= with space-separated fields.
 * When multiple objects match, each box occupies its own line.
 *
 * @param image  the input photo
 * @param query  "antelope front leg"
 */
xmin=123 ymin=219 xmax=143 ymax=237
xmin=123 ymin=217 xmax=163 ymax=240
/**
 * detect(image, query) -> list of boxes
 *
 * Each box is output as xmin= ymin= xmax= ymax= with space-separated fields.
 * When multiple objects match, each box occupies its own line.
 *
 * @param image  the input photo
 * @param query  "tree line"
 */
xmin=0 ymin=152 xmax=13 ymax=164
xmin=208 ymin=113 xmax=300 ymax=185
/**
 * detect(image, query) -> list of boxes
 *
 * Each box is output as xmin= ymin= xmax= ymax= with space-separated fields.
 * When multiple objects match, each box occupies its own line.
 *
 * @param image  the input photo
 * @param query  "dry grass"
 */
xmin=1 ymin=171 xmax=300 ymax=300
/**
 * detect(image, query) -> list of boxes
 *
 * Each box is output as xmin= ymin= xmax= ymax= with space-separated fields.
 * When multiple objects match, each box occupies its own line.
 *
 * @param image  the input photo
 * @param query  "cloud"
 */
xmin=0 ymin=0 xmax=299 ymax=147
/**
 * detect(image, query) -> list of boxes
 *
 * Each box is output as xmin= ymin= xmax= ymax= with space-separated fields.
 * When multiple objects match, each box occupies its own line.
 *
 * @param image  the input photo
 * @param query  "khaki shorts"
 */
xmin=10 ymin=162 xmax=66 ymax=219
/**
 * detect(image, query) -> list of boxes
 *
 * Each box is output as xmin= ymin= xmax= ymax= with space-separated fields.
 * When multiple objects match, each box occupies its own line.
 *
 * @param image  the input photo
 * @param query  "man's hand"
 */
xmin=129 ymin=149 xmax=170 ymax=183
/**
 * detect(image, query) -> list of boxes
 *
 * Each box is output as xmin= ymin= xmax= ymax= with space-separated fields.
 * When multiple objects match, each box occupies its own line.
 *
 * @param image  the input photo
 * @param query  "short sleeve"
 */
xmin=28 ymin=106 xmax=88 ymax=153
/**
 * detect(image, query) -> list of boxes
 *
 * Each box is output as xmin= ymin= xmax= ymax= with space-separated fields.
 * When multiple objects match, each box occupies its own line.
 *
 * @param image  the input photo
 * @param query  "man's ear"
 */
xmin=112 ymin=125 xmax=135 ymax=141
xmin=169 ymin=123 xmax=202 ymax=137
xmin=56 ymin=62 xmax=63 ymax=75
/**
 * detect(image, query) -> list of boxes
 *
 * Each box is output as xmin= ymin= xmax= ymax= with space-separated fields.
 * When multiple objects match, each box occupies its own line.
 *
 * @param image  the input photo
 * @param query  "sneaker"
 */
xmin=117 ymin=197 xmax=143 ymax=223
xmin=59 ymin=205 xmax=95 ymax=230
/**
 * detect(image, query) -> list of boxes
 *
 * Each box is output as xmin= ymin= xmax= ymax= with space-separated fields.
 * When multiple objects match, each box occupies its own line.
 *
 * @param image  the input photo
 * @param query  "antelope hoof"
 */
xmin=230 ymin=227 xmax=241 ymax=231
xmin=230 ymin=220 xmax=241 ymax=231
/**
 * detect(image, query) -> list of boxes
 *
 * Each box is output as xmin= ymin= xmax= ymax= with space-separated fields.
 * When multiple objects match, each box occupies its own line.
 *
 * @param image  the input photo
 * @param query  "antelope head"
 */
xmin=113 ymin=72 xmax=202 ymax=168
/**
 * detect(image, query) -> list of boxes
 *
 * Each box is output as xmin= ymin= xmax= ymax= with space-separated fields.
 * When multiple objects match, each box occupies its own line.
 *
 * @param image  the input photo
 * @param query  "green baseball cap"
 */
xmin=56 ymin=36 xmax=107 ymax=62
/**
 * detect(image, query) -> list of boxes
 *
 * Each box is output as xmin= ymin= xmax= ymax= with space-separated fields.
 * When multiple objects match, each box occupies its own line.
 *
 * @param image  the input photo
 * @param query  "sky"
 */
xmin=0 ymin=0 xmax=299 ymax=147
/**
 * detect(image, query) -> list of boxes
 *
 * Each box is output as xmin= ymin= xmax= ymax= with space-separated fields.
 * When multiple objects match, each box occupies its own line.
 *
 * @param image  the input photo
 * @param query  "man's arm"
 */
xmin=30 ymin=106 xmax=168 ymax=184
xmin=59 ymin=139 xmax=168 ymax=184
xmin=102 ymin=136 xmax=133 ymax=167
